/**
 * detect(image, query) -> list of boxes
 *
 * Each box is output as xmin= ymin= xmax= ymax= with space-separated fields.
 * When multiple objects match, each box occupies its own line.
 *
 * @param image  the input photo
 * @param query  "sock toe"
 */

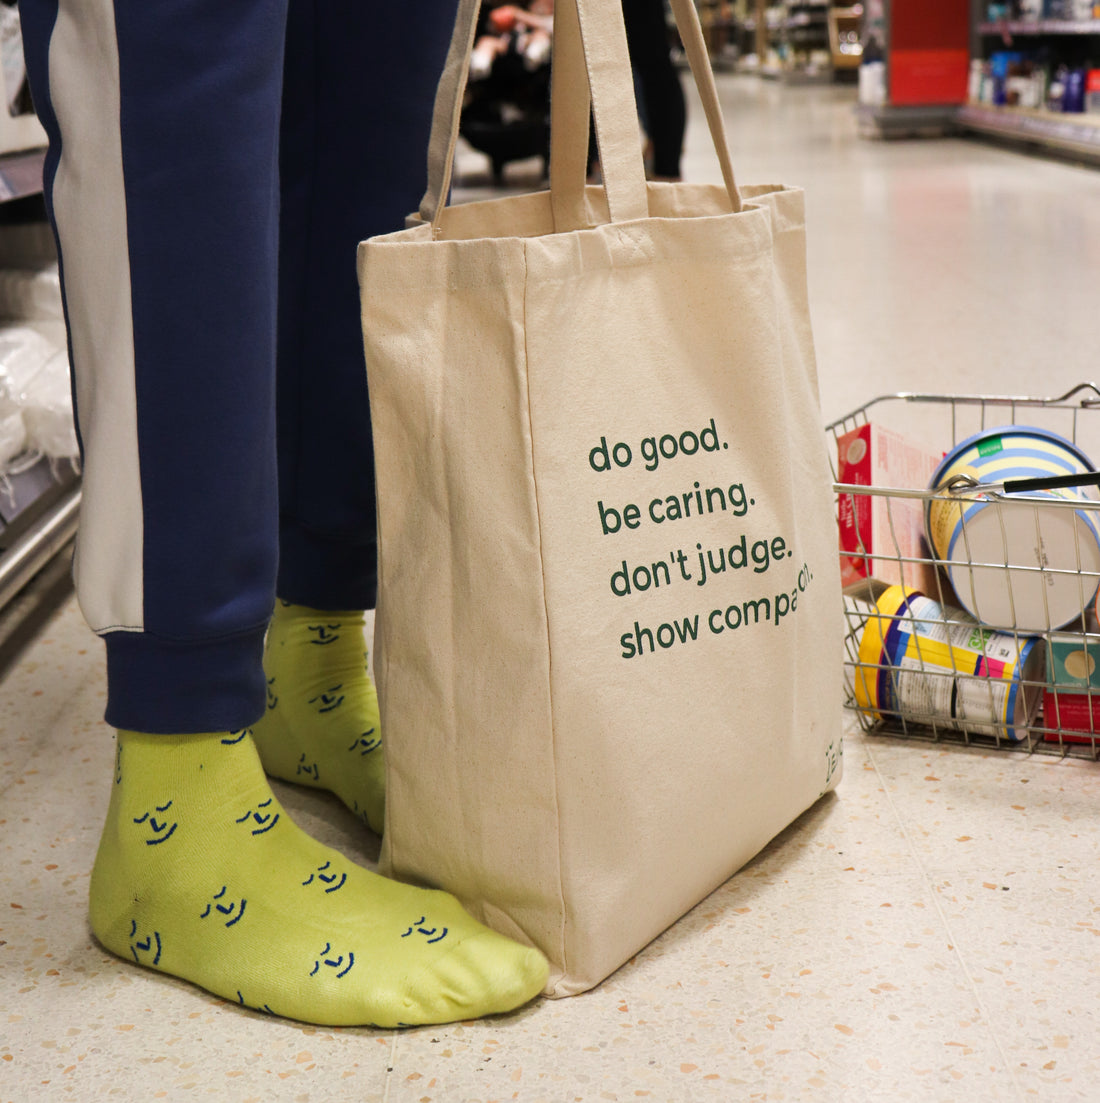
xmin=395 ymin=930 xmax=549 ymax=1027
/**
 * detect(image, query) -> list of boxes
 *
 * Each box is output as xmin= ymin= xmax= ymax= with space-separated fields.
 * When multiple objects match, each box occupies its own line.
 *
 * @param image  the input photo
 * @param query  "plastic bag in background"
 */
xmin=22 ymin=349 xmax=77 ymax=459
xmin=0 ymin=325 xmax=78 ymax=467
xmin=0 ymin=262 xmax=63 ymax=321
xmin=0 ymin=261 xmax=66 ymax=349
xmin=0 ymin=325 xmax=57 ymax=416
xmin=0 ymin=406 xmax=25 ymax=468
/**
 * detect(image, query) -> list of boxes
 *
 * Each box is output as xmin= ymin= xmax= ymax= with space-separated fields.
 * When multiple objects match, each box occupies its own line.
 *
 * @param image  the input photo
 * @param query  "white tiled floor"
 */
xmin=6 ymin=74 xmax=1100 ymax=1102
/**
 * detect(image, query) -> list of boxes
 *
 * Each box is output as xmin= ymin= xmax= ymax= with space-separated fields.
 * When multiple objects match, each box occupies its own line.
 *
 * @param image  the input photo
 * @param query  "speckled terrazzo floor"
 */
xmin=7 ymin=74 xmax=1100 ymax=1102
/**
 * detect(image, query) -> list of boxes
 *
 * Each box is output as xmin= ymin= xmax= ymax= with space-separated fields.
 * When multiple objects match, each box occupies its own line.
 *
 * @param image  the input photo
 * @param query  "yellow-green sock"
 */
xmin=251 ymin=601 xmax=384 ymax=833
xmin=89 ymin=729 xmax=548 ymax=1027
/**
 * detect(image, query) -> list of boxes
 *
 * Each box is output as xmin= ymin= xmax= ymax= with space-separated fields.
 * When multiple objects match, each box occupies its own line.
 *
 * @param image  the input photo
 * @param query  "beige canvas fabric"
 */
xmin=358 ymin=0 xmax=843 ymax=997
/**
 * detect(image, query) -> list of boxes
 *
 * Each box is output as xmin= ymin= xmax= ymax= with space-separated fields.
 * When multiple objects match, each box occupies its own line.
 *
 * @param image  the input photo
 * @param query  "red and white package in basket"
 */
xmin=836 ymin=422 xmax=942 ymax=594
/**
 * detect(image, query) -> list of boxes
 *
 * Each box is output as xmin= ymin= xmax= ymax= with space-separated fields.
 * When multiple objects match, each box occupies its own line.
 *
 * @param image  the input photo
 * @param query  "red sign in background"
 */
xmin=889 ymin=0 xmax=970 ymax=106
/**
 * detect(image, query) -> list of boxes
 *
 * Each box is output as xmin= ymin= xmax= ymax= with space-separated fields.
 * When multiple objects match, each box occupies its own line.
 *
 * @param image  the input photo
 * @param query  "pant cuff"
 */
xmin=276 ymin=519 xmax=376 ymax=610
xmin=104 ymin=625 xmax=268 ymax=734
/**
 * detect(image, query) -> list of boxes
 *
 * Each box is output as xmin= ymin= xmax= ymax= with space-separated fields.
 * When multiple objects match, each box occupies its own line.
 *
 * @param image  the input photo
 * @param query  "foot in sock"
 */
xmin=89 ymin=730 xmax=548 ymax=1027
xmin=251 ymin=601 xmax=384 ymax=833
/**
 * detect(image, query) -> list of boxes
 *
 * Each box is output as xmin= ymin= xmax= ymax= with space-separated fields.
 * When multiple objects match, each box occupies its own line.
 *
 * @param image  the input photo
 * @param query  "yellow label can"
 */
xmin=855 ymin=585 xmax=1044 ymax=740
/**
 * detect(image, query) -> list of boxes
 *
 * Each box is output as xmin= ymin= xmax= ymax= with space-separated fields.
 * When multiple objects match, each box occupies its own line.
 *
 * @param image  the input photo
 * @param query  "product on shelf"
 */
xmin=1062 ymin=65 xmax=1086 ymax=111
xmin=1086 ymin=69 xmax=1100 ymax=111
xmin=0 ymin=324 xmax=77 ymax=470
xmin=0 ymin=262 xmax=62 ymax=322
xmin=971 ymin=51 xmax=1051 ymax=110
xmin=858 ymin=59 xmax=887 ymax=106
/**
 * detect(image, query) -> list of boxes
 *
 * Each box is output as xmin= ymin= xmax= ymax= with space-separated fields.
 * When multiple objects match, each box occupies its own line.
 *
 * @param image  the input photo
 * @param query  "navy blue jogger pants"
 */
xmin=19 ymin=1 xmax=455 ymax=733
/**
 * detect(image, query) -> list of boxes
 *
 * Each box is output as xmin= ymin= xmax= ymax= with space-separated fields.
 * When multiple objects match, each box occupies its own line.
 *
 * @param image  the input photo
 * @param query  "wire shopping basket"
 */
xmin=827 ymin=383 xmax=1100 ymax=759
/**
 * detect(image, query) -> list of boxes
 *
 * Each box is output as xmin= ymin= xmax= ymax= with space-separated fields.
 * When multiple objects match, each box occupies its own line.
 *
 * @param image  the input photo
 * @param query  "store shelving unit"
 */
xmin=754 ymin=1 xmax=860 ymax=81
xmin=762 ymin=1 xmax=832 ymax=80
xmin=0 ymin=147 xmax=82 ymax=645
xmin=781 ymin=1 xmax=832 ymax=80
xmin=828 ymin=4 xmax=863 ymax=71
xmin=961 ymin=18 xmax=1100 ymax=163
xmin=979 ymin=18 xmax=1100 ymax=33
xmin=687 ymin=1 xmax=767 ymax=72
xmin=856 ymin=0 xmax=969 ymax=138
xmin=959 ymin=100 xmax=1100 ymax=160
xmin=693 ymin=0 xmax=741 ymax=67
xmin=0 ymin=457 xmax=79 ymax=622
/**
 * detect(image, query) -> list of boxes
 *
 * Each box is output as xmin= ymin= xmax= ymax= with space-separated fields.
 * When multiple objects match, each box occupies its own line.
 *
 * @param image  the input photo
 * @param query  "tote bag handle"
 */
xmin=548 ymin=0 xmax=742 ymax=230
xmin=420 ymin=0 xmax=645 ymax=226
xmin=419 ymin=0 xmax=741 ymax=229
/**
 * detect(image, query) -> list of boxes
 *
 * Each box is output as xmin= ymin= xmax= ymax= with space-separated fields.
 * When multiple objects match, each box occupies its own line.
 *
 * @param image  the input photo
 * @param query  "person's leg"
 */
xmin=251 ymin=1 xmax=459 ymax=833
xmin=20 ymin=0 xmax=547 ymax=1025
xmin=622 ymin=0 xmax=686 ymax=180
xmin=275 ymin=0 xmax=457 ymax=611
xmin=21 ymin=0 xmax=283 ymax=734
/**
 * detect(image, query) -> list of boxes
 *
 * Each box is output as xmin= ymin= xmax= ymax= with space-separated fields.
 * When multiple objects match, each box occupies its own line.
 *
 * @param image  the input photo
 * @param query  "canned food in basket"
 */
xmin=925 ymin=427 xmax=1100 ymax=631
xmin=855 ymin=584 xmax=1044 ymax=740
xmin=1043 ymin=635 xmax=1100 ymax=742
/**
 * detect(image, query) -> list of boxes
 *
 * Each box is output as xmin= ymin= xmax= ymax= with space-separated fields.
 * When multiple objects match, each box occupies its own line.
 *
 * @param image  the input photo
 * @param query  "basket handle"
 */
xmin=1001 ymin=471 xmax=1100 ymax=495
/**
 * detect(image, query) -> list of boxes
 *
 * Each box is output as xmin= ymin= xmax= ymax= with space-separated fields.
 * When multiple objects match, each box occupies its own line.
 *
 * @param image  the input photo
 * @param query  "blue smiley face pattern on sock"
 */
xmin=250 ymin=602 xmax=384 ymax=833
xmin=88 ymin=730 xmax=548 ymax=1027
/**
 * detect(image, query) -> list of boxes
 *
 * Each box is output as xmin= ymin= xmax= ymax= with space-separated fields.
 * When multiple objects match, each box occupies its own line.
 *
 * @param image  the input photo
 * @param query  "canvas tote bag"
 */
xmin=357 ymin=0 xmax=844 ymax=997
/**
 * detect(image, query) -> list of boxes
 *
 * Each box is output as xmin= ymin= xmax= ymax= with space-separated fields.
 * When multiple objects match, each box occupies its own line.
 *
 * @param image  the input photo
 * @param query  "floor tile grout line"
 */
xmin=381 ymin=1031 xmax=399 ymax=1103
xmin=862 ymin=737 xmax=1028 ymax=1103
